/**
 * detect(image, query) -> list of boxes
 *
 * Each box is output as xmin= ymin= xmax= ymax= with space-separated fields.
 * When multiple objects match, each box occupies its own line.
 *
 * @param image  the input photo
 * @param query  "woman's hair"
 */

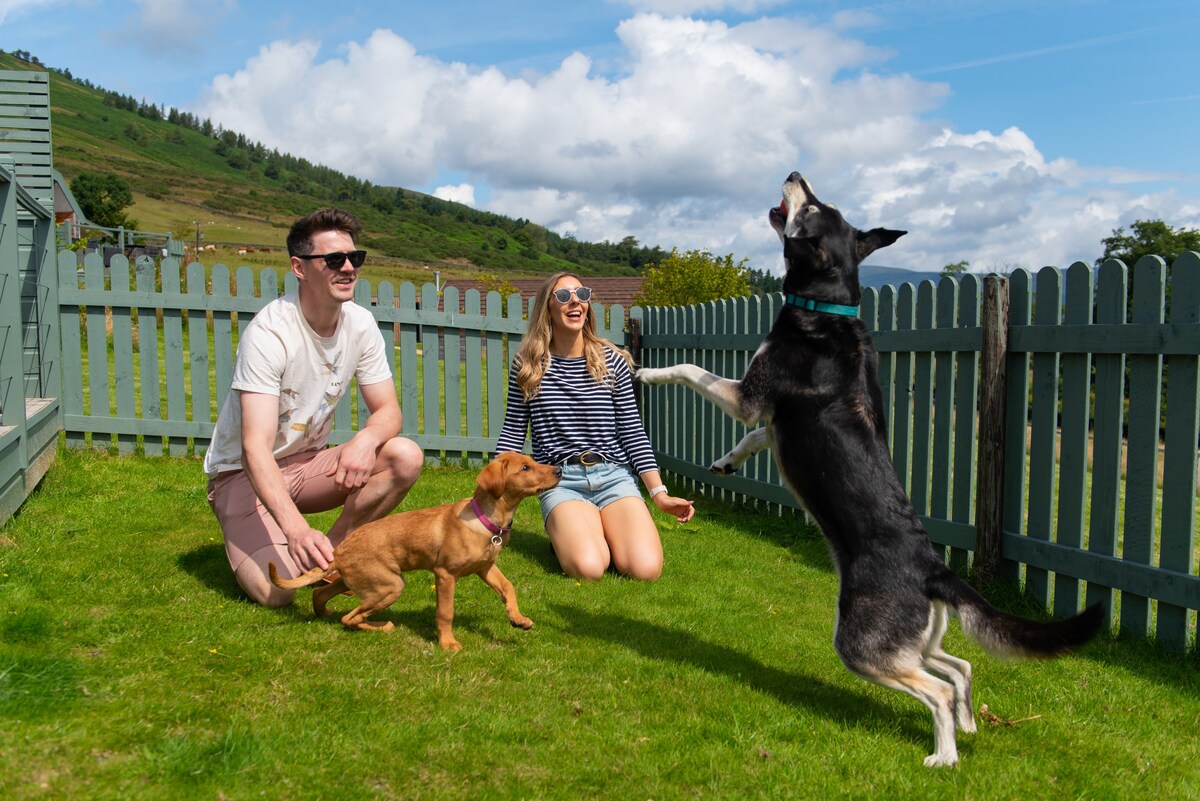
xmin=513 ymin=272 xmax=634 ymax=401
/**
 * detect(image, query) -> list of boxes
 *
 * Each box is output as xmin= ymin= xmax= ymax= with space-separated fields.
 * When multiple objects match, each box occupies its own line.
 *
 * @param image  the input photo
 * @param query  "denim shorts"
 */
xmin=538 ymin=462 xmax=643 ymax=520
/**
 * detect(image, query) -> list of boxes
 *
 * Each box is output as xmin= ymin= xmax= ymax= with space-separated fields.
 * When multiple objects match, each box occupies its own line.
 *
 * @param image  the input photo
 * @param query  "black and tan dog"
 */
xmin=271 ymin=451 xmax=561 ymax=652
xmin=637 ymin=171 xmax=1103 ymax=766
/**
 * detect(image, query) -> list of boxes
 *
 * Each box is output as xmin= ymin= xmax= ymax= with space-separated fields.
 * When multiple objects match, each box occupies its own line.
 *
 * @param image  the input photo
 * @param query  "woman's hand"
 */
xmin=653 ymin=491 xmax=695 ymax=523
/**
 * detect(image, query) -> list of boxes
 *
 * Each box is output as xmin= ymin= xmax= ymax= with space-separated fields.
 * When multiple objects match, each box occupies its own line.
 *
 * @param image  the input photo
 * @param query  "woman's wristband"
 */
xmin=648 ymin=485 xmax=668 ymax=498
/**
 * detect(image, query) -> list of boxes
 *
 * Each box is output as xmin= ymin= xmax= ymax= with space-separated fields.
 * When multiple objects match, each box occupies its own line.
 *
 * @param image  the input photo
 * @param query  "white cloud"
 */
xmin=434 ymin=183 xmax=476 ymax=206
xmin=192 ymin=11 xmax=1200 ymax=275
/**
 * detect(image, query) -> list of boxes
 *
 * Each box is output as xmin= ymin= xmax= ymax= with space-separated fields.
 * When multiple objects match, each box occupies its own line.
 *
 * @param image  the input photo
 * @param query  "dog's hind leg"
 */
xmin=312 ymin=577 xmax=351 ymax=617
xmin=478 ymin=563 xmax=534 ymax=630
xmin=922 ymin=601 xmax=976 ymax=733
xmin=339 ymin=575 xmax=405 ymax=632
xmin=866 ymin=666 xmax=960 ymax=767
xmin=711 ymin=427 xmax=770 ymax=474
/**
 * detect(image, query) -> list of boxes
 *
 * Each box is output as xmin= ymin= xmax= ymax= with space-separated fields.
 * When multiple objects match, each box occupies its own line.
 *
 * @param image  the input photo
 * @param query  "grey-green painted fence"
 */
xmin=17 ymin=242 xmax=1200 ymax=652
xmin=638 ymin=257 xmax=1200 ymax=651
xmin=55 ymin=251 xmax=631 ymax=460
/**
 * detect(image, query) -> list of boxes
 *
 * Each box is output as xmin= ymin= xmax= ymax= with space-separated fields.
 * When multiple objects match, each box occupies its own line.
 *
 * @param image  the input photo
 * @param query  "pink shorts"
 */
xmin=206 ymin=447 xmax=352 ymax=573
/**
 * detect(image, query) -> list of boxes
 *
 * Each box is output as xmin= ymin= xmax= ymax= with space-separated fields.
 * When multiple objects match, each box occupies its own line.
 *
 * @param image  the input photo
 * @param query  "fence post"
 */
xmin=975 ymin=274 xmax=1009 ymax=580
xmin=628 ymin=316 xmax=643 ymax=409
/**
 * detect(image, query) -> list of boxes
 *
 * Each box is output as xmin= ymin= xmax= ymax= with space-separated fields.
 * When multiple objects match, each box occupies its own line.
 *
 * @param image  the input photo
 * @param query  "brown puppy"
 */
xmin=270 ymin=451 xmax=561 ymax=651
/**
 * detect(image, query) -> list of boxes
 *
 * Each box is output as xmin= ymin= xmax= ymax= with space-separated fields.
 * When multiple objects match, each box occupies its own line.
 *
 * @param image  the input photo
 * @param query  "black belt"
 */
xmin=561 ymin=451 xmax=610 ymax=466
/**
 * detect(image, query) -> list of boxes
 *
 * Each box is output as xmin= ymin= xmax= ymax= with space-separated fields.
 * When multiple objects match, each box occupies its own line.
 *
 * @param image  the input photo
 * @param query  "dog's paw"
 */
xmin=709 ymin=459 xmax=738 ymax=475
xmin=439 ymin=638 xmax=463 ymax=652
xmin=511 ymin=616 xmax=534 ymax=630
xmin=923 ymin=752 xmax=958 ymax=768
xmin=634 ymin=367 xmax=665 ymax=385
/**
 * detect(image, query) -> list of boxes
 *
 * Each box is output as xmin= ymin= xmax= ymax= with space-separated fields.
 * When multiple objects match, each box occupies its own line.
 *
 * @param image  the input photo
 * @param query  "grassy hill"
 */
xmin=1 ymin=52 xmax=661 ymax=286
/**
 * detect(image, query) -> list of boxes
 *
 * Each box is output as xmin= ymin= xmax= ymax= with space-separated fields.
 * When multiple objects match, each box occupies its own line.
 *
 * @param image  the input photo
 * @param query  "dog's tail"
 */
xmin=268 ymin=561 xmax=334 ymax=590
xmin=932 ymin=569 xmax=1105 ymax=659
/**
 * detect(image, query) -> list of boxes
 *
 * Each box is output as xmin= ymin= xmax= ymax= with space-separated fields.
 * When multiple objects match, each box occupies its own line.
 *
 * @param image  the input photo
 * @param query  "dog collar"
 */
xmin=470 ymin=497 xmax=508 ymax=545
xmin=784 ymin=293 xmax=859 ymax=317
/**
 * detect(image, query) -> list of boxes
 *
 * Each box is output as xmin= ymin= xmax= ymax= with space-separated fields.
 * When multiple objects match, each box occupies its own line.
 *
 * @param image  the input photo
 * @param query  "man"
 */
xmin=204 ymin=208 xmax=423 ymax=606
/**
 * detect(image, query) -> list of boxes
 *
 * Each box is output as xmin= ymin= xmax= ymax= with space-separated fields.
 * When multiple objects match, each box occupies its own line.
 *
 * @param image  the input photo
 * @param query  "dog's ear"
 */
xmin=477 ymin=454 xmax=509 ymax=498
xmin=856 ymin=228 xmax=906 ymax=261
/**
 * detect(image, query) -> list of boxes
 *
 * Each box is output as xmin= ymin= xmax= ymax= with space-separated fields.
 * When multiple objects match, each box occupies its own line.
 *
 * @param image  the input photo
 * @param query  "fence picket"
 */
xmin=161 ymin=257 xmax=186 ymax=456
xmin=135 ymin=257 xmax=162 ymax=456
xmin=891 ymin=284 xmax=916 ymax=489
xmin=110 ymin=255 xmax=136 ymax=455
xmin=57 ymin=251 xmax=84 ymax=449
xmin=1001 ymin=269 xmax=1033 ymax=585
xmin=1121 ymin=256 xmax=1167 ymax=637
xmin=1086 ymin=260 xmax=1127 ymax=624
xmin=1158 ymin=251 xmax=1200 ymax=648
xmin=83 ymin=254 xmax=110 ymax=451
xmin=186 ymin=260 xmax=211 ymax=454
xmin=951 ymin=275 xmax=980 ymax=571
xmin=1055 ymin=262 xmax=1094 ymax=616
xmin=1026 ymin=266 xmax=1063 ymax=607
xmin=911 ymin=281 xmax=936 ymax=517
xmin=464 ymin=288 xmax=484 ymax=463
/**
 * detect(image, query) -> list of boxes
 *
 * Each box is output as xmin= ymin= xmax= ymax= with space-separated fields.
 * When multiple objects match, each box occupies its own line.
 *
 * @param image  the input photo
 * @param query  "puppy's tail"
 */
xmin=268 ymin=561 xmax=335 ymax=590
xmin=932 ymin=569 xmax=1104 ymax=659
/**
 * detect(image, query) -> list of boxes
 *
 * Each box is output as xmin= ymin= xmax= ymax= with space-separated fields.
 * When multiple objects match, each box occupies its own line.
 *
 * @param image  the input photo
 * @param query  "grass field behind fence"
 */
xmin=1 ymin=450 xmax=1197 ymax=800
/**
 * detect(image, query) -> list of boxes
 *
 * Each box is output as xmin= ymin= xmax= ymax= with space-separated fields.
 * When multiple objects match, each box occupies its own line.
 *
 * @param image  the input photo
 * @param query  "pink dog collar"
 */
xmin=471 ymin=497 xmax=508 ymax=545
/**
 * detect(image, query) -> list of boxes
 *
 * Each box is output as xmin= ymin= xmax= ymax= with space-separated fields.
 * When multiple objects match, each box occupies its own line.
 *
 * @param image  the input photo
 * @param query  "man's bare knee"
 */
xmin=235 ymin=558 xmax=297 ymax=608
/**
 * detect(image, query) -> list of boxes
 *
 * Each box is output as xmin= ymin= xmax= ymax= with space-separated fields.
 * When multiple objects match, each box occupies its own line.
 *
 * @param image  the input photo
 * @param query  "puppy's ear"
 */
xmin=477 ymin=454 xmax=509 ymax=498
xmin=856 ymin=228 xmax=906 ymax=261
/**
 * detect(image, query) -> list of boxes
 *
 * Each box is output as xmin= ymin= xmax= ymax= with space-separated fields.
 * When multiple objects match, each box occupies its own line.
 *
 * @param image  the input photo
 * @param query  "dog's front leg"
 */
xmin=433 ymin=567 xmax=462 ymax=652
xmin=636 ymin=364 xmax=755 ymax=425
xmin=478 ymin=563 xmax=534 ymax=631
xmin=711 ymin=427 xmax=771 ymax=474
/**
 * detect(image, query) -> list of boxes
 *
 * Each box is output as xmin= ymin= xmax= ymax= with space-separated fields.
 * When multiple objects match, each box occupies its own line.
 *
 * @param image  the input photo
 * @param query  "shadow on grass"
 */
xmin=504 ymin=529 xmax=565 ymax=576
xmin=549 ymin=602 xmax=937 ymax=753
xmin=177 ymin=542 xmax=244 ymax=602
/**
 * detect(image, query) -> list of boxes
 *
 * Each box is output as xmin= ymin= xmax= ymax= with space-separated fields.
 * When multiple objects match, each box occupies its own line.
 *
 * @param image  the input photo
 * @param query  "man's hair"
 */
xmin=286 ymin=208 xmax=362 ymax=256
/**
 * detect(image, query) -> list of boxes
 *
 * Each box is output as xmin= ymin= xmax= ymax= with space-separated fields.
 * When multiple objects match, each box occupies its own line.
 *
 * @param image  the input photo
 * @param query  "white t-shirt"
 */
xmin=203 ymin=293 xmax=393 ymax=476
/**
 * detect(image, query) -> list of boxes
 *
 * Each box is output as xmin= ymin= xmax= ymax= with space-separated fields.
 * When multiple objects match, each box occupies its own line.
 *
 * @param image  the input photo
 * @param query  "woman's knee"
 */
xmin=618 ymin=556 xmax=662 ymax=582
xmin=559 ymin=553 xmax=610 ymax=581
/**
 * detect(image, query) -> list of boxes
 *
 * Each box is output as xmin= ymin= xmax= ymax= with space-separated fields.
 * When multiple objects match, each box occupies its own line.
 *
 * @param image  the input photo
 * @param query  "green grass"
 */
xmin=1 ymin=450 xmax=1197 ymax=800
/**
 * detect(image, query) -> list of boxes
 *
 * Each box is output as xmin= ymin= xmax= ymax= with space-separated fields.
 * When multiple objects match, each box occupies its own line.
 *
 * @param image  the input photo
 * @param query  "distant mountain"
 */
xmin=859 ymin=264 xmax=945 ymax=290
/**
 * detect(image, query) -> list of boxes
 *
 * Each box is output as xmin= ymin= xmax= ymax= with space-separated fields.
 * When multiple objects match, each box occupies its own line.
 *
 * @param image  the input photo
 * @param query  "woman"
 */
xmin=495 ymin=273 xmax=695 ymax=580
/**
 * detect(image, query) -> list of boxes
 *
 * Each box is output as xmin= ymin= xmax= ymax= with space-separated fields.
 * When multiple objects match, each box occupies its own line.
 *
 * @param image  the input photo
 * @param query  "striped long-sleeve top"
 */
xmin=495 ymin=348 xmax=659 ymax=475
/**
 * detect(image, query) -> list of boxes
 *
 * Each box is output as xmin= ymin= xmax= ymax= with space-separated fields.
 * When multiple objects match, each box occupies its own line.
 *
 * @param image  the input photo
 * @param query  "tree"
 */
xmin=636 ymin=248 xmax=751 ymax=307
xmin=941 ymin=259 xmax=969 ymax=279
xmin=71 ymin=171 xmax=138 ymax=230
xmin=746 ymin=267 xmax=781 ymax=295
xmin=1098 ymin=220 xmax=1200 ymax=269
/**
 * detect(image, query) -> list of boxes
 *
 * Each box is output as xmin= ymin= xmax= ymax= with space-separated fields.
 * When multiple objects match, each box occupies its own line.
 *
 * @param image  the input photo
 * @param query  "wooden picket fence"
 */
xmin=49 ymin=248 xmax=1200 ymax=651
xmin=55 ymin=250 xmax=631 ymax=460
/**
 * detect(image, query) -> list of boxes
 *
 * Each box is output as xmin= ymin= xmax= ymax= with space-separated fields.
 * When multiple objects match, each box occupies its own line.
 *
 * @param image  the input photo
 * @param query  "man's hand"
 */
xmin=327 ymin=434 xmax=379 ymax=491
xmin=287 ymin=525 xmax=335 ymax=570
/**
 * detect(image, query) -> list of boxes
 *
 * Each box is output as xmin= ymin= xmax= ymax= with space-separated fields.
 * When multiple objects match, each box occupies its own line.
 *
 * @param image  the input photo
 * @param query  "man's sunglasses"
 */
xmin=294 ymin=250 xmax=368 ymax=270
xmin=552 ymin=286 xmax=592 ymax=303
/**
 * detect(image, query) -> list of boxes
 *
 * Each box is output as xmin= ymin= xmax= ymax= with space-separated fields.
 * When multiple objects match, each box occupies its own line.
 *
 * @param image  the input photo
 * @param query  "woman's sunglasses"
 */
xmin=552 ymin=286 xmax=592 ymax=303
xmin=294 ymin=250 xmax=368 ymax=270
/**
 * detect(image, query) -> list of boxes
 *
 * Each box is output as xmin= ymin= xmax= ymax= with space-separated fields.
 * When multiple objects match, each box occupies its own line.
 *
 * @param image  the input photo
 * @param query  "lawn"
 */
xmin=1 ymin=449 xmax=1197 ymax=800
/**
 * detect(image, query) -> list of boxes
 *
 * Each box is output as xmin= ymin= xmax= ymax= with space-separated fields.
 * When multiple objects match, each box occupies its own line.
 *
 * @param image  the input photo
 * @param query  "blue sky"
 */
xmin=2 ymin=0 xmax=1197 ymax=273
